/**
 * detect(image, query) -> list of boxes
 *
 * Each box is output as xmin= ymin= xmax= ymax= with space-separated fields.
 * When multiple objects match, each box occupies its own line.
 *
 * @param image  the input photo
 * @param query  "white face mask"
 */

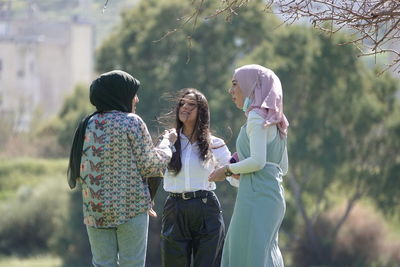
xmin=242 ymin=97 xmax=252 ymax=112
xmin=242 ymin=81 xmax=257 ymax=112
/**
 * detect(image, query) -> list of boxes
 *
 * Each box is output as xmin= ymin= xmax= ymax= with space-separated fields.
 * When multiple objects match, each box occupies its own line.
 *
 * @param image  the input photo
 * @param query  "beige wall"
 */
xmin=70 ymin=23 xmax=94 ymax=88
xmin=0 ymin=41 xmax=41 ymax=130
xmin=0 ymin=22 xmax=93 ymax=130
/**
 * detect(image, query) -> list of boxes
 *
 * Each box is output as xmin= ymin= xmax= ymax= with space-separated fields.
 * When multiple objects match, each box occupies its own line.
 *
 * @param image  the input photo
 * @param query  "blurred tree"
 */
xmin=240 ymin=26 xmax=400 ymax=265
xmin=56 ymin=84 xmax=94 ymax=152
xmin=170 ymin=0 xmax=400 ymax=73
xmin=96 ymin=0 xmax=281 ymax=141
xmin=294 ymin=203 xmax=400 ymax=266
xmin=36 ymin=84 xmax=94 ymax=157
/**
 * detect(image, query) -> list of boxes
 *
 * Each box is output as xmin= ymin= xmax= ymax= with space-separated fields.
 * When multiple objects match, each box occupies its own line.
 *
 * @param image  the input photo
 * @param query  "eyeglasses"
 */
xmin=179 ymin=100 xmax=197 ymax=109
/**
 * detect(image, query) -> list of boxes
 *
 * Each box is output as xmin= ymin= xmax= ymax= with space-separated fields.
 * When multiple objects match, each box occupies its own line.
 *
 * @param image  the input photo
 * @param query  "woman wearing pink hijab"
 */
xmin=209 ymin=64 xmax=289 ymax=266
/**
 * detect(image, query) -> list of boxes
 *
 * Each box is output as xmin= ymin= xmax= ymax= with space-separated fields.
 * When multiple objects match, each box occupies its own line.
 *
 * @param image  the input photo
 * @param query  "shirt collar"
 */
xmin=179 ymin=129 xmax=197 ymax=145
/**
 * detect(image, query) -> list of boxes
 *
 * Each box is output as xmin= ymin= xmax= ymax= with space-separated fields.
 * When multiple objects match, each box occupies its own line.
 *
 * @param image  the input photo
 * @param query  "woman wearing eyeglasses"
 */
xmin=161 ymin=88 xmax=238 ymax=267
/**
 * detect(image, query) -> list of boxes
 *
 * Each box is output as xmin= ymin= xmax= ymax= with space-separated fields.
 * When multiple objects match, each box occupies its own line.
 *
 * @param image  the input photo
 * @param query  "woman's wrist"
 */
xmin=157 ymin=135 xmax=175 ymax=152
xmin=224 ymin=165 xmax=233 ymax=177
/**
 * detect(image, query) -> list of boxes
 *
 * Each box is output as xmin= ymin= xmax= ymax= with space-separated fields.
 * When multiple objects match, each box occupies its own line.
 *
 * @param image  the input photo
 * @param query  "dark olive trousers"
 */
xmin=161 ymin=192 xmax=225 ymax=267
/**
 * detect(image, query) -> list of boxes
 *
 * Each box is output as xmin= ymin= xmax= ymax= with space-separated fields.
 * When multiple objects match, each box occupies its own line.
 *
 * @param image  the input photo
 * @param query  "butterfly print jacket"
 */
xmin=79 ymin=111 xmax=172 ymax=228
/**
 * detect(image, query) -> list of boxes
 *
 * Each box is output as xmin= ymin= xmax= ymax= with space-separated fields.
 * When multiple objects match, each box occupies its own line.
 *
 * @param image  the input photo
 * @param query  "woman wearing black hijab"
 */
xmin=68 ymin=70 xmax=177 ymax=267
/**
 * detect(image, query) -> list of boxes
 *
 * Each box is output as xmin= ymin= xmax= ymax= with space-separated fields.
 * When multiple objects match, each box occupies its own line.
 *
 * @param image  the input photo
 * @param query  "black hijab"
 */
xmin=67 ymin=70 xmax=140 ymax=189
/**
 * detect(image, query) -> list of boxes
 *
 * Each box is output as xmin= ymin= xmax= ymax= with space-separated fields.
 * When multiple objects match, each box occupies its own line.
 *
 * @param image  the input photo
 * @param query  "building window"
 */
xmin=17 ymin=69 xmax=25 ymax=78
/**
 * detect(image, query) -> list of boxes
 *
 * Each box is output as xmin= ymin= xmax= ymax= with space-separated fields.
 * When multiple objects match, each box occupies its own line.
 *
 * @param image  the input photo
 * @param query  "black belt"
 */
xmin=169 ymin=190 xmax=213 ymax=200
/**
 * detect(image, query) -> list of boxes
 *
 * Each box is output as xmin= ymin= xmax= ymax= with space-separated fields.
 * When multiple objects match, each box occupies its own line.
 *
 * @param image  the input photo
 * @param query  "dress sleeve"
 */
xmin=128 ymin=115 xmax=172 ymax=178
xmin=229 ymin=111 xmax=276 ymax=174
xmin=211 ymin=137 xmax=239 ymax=187
xmin=211 ymin=137 xmax=231 ymax=167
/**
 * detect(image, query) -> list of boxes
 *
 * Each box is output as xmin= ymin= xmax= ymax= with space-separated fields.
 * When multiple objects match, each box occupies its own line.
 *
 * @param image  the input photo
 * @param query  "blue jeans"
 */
xmin=86 ymin=213 xmax=149 ymax=267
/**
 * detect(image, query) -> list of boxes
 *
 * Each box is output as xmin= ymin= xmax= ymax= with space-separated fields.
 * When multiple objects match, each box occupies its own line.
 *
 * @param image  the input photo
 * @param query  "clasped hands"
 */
xmin=163 ymin=128 xmax=178 ymax=144
xmin=208 ymin=167 xmax=240 ymax=182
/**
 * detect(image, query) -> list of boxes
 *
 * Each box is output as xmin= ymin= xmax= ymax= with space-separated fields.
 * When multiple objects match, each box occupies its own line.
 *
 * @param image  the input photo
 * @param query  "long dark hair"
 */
xmin=168 ymin=88 xmax=212 ymax=174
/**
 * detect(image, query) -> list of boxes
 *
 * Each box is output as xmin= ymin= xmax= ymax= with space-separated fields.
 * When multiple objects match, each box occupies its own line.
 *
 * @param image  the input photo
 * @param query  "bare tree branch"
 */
xmin=104 ymin=0 xmax=400 ymax=73
xmin=271 ymin=0 xmax=400 ymax=73
xmin=200 ymin=0 xmax=400 ymax=74
xmin=102 ymin=0 xmax=110 ymax=14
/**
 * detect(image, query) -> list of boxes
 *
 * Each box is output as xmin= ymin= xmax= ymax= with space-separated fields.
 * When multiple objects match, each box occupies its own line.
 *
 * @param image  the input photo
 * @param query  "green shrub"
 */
xmin=293 ymin=204 xmax=400 ymax=266
xmin=0 ymin=177 xmax=68 ymax=255
xmin=0 ymin=158 xmax=91 ymax=266
xmin=0 ymin=158 xmax=67 ymax=200
xmin=49 ymin=189 xmax=92 ymax=267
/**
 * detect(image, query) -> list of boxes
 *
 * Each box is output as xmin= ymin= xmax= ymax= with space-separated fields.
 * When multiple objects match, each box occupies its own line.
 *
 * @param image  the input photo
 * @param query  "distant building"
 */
xmin=0 ymin=1 xmax=94 ymax=131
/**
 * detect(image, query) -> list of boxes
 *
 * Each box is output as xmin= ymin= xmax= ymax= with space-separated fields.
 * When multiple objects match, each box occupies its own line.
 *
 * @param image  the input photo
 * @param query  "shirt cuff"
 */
xmin=226 ymin=176 xmax=240 ymax=188
xmin=157 ymin=137 xmax=174 ymax=157
xmin=228 ymin=162 xmax=241 ymax=174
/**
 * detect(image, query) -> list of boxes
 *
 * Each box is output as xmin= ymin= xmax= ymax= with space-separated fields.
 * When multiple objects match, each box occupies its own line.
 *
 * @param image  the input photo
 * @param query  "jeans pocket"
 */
xmin=202 ymin=196 xmax=225 ymax=235
xmin=206 ymin=194 xmax=222 ymax=214
xmin=162 ymin=197 xmax=175 ymax=225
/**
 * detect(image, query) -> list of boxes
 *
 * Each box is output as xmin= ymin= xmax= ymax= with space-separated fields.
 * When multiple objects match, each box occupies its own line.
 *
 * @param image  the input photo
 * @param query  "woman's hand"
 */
xmin=148 ymin=208 xmax=157 ymax=218
xmin=163 ymin=128 xmax=177 ymax=144
xmin=208 ymin=166 xmax=227 ymax=182
xmin=148 ymin=201 xmax=157 ymax=218
xmin=232 ymin=174 xmax=240 ymax=180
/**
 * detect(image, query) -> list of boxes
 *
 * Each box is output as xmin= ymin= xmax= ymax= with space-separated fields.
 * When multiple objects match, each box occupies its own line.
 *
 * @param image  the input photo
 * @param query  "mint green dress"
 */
xmin=221 ymin=124 xmax=286 ymax=267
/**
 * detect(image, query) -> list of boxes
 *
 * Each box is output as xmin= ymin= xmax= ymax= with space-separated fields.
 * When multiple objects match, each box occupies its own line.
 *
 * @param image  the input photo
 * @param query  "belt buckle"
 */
xmin=182 ymin=192 xmax=190 ymax=200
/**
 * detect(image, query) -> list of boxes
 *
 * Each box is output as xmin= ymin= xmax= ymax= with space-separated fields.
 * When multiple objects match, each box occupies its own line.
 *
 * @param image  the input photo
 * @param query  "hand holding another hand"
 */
xmin=208 ymin=167 xmax=227 ymax=182
xmin=163 ymin=128 xmax=177 ymax=144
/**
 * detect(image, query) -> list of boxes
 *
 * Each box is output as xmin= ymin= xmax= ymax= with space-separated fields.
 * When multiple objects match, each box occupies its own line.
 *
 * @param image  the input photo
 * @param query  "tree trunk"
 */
xmin=287 ymin=175 xmax=325 ymax=264
xmin=332 ymin=189 xmax=362 ymax=239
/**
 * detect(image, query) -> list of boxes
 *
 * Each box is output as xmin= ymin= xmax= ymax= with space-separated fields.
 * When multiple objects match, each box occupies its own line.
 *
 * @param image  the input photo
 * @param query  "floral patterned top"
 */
xmin=78 ymin=111 xmax=172 ymax=228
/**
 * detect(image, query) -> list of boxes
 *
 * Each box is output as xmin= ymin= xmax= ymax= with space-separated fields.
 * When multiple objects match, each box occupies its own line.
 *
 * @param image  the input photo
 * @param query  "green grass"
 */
xmin=0 ymin=254 xmax=62 ymax=267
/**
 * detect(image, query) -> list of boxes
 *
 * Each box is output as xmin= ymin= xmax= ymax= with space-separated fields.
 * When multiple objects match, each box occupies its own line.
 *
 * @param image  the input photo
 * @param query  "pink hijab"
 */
xmin=234 ymin=64 xmax=289 ymax=136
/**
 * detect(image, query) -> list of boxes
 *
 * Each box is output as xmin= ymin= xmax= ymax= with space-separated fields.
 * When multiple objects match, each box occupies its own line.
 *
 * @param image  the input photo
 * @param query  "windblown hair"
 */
xmin=168 ymin=88 xmax=212 ymax=174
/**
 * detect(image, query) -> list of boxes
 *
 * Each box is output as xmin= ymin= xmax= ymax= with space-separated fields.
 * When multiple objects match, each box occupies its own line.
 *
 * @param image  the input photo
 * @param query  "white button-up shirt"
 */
xmin=163 ymin=134 xmax=232 ymax=193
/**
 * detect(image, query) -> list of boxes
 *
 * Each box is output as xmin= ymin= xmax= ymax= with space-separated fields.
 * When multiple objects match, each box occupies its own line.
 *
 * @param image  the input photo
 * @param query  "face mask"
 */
xmin=242 ymin=97 xmax=251 ymax=112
